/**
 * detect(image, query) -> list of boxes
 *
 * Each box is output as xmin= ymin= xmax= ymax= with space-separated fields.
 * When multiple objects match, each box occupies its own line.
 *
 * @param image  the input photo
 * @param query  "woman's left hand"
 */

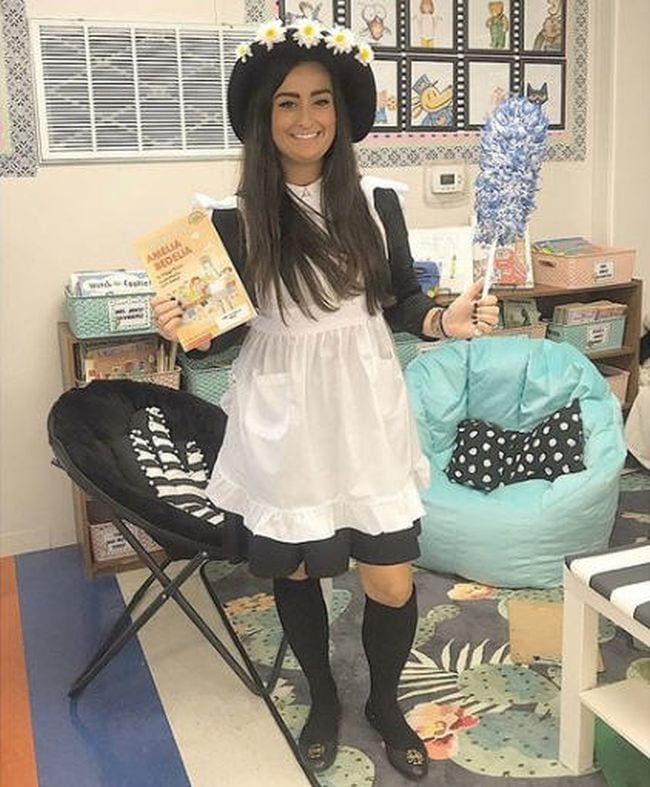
xmin=443 ymin=278 xmax=500 ymax=339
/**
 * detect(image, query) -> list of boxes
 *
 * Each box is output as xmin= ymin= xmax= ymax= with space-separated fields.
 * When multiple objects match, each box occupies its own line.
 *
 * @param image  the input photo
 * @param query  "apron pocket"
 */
xmin=242 ymin=371 xmax=292 ymax=440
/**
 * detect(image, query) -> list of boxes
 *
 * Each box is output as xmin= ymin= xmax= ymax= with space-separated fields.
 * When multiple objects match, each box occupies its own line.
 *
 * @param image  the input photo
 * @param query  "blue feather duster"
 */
xmin=474 ymin=96 xmax=549 ymax=294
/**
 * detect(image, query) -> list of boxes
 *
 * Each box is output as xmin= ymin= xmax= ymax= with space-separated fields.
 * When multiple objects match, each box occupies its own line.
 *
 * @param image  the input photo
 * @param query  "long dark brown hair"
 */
xmin=238 ymin=56 xmax=390 ymax=319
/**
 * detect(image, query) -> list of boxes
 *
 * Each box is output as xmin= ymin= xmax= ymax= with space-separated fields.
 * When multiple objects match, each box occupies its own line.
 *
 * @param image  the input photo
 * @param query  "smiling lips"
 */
xmin=291 ymin=131 xmax=320 ymax=140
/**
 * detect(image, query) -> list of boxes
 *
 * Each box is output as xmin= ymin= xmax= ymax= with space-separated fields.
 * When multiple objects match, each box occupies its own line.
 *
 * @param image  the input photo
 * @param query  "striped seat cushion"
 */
xmin=566 ymin=543 xmax=650 ymax=629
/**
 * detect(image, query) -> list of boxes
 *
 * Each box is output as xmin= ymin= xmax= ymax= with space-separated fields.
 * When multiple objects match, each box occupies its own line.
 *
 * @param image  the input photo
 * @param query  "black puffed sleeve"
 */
xmin=373 ymin=187 xmax=435 ymax=338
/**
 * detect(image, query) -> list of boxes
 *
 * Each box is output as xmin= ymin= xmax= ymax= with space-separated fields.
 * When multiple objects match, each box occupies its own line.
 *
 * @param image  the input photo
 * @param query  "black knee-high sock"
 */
xmin=362 ymin=587 xmax=422 ymax=749
xmin=273 ymin=578 xmax=340 ymax=744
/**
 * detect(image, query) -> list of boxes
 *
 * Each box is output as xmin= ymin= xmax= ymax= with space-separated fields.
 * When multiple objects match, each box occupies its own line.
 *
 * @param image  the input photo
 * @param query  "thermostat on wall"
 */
xmin=428 ymin=163 xmax=466 ymax=194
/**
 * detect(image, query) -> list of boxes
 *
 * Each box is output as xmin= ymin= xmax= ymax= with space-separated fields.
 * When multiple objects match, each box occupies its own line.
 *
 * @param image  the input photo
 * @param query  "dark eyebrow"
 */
xmin=274 ymin=89 xmax=333 ymax=100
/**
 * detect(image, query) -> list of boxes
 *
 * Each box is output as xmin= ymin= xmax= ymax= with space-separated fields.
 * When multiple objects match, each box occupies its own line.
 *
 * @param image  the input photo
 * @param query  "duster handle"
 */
xmin=482 ymin=239 xmax=498 ymax=299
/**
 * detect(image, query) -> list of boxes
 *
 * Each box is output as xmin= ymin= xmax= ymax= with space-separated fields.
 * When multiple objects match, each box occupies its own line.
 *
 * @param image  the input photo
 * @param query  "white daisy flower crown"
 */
xmin=236 ymin=17 xmax=374 ymax=67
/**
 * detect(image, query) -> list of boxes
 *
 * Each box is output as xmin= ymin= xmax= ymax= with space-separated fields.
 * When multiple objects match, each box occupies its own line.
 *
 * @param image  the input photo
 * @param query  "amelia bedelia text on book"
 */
xmin=134 ymin=210 xmax=256 ymax=352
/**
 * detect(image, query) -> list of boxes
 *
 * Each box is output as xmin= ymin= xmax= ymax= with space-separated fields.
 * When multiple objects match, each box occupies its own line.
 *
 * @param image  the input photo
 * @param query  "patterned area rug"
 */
xmin=202 ymin=468 xmax=650 ymax=787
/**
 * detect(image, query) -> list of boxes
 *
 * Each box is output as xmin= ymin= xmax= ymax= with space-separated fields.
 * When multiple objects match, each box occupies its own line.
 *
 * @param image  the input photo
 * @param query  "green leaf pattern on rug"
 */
xmin=413 ymin=604 xmax=460 ymax=649
xmin=627 ymin=657 xmax=650 ymax=683
xmin=620 ymin=471 xmax=650 ymax=492
xmin=401 ymin=640 xmax=568 ymax=776
xmin=224 ymin=589 xmax=352 ymax=669
xmin=455 ymin=709 xmax=568 ymax=777
xmin=317 ymin=746 xmax=375 ymax=787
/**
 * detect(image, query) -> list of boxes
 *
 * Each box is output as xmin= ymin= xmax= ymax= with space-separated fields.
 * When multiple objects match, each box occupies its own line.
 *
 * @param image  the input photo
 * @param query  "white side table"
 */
xmin=559 ymin=544 xmax=650 ymax=773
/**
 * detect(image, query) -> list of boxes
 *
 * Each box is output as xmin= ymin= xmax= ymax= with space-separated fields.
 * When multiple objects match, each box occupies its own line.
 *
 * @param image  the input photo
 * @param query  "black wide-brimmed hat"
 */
xmin=228 ymin=18 xmax=377 ymax=143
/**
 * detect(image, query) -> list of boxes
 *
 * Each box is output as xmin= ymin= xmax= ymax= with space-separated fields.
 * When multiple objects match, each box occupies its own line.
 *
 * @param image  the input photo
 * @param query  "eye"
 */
xmin=314 ymin=98 xmax=331 ymax=107
xmin=276 ymin=99 xmax=296 ymax=110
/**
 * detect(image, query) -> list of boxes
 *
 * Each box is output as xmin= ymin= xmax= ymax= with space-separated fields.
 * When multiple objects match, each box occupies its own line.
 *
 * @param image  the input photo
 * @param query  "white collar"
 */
xmin=286 ymin=178 xmax=322 ymax=204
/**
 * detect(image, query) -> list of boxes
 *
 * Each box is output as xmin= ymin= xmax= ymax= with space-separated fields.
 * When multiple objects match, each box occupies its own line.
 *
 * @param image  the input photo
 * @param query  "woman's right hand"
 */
xmin=151 ymin=294 xmax=184 ymax=342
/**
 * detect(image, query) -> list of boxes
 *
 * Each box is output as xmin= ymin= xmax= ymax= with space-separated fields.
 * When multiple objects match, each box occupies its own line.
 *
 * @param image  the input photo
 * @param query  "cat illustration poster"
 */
xmin=406 ymin=0 xmax=455 ymax=50
xmin=466 ymin=0 xmax=512 ymax=52
xmin=524 ymin=0 xmax=565 ymax=54
xmin=467 ymin=59 xmax=512 ymax=127
xmin=523 ymin=60 xmax=564 ymax=126
xmin=351 ymin=0 xmax=398 ymax=48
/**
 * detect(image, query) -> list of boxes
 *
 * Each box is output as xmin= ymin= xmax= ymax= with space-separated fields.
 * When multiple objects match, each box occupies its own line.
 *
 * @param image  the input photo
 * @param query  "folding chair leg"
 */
xmin=266 ymin=634 xmax=290 ymax=695
xmin=84 ymin=557 xmax=174 ymax=669
xmin=69 ymin=555 xmax=202 ymax=698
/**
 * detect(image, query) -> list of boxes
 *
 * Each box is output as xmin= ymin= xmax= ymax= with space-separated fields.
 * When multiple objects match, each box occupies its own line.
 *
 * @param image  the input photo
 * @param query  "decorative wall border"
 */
xmin=0 ymin=0 xmax=37 ymax=177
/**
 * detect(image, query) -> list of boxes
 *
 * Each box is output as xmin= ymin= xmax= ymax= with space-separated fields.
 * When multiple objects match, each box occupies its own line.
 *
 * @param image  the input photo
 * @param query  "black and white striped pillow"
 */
xmin=128 ymin=406 xmax=224 ymax=527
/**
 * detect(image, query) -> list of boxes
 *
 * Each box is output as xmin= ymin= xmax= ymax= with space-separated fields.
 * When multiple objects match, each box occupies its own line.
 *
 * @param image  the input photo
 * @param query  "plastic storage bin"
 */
xmin=547 ymin=316 xmax=626 ymax=353
xmin=65 ymin=287 xmax=155 ymax=339
xmin=532 ymin=247 xmax=635 ymax=289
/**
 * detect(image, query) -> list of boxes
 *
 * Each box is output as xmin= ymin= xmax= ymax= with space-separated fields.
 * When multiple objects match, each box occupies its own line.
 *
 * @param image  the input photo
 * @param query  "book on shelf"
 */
xmin=531 ymin=237 xmax=601 ymax=256
xmin=551 ymin=300 xmax=628 ymax=326
xmin=133 ymin=209 xmax=256 ymax=352
xmin=68 ymin=269 xmax=152 ymax=297
xmin=502 ymin=298 xmax=541 ymax=328
xmin=80 ymin=338 xmax=159 ymax=382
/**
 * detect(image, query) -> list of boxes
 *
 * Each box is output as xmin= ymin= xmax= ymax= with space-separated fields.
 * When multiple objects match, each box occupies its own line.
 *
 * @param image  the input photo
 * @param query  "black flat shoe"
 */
xmin=298 ymin=736 xmax=338 ymax=772
xmin=365 ymin=700 xmax=428 ymax=782
xmin=298 ymin=706 xmax=341 ymax=772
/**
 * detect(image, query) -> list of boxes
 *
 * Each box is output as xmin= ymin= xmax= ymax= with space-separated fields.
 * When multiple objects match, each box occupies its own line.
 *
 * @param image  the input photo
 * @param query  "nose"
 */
xmin=296 ymin=102 xmax=314 ymax=128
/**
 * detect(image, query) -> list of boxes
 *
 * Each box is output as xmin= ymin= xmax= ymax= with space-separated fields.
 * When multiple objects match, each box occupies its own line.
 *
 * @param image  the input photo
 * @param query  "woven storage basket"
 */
xmin=547 ymin=316 xmax=626 ymax=353
xmin=65 ymin=287 xmax=155 ymax=339
xmin=90 ymin=521 xmax=159 ymax=562
xmin=179 ymin=344 xmax=241 ymax=407
xmin=532 ymin=247 xmax=635 ymax=289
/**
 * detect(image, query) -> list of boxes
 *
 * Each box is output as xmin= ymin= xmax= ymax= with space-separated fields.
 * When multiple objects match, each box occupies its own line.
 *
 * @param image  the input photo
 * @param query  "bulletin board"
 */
xmin=267 ymin=0 xmax=587 ymax=164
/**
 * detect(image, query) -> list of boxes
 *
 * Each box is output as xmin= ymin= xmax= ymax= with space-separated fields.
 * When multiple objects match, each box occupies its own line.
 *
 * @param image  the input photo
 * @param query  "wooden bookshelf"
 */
xmin=57 ymin=321 xmax=166 ymax=579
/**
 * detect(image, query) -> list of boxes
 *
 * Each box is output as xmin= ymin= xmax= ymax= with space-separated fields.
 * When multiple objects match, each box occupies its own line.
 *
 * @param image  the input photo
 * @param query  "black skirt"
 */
xmin=239 ymin=520 xmax=422 ymax=578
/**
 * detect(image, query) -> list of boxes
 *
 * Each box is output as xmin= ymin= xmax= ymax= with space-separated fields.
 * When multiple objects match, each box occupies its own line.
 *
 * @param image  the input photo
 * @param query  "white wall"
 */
xmin=0 ymin=0 xmax=646 ymax=555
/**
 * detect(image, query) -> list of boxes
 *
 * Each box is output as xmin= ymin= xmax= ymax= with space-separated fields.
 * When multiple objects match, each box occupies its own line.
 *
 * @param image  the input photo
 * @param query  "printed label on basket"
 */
xmin=593 ymin=259 xmax=614 ymax=281
xmin=587 ymin=322 xmax=610 ymax=348
xmin=108 ymin=297 xmax=151 ymax=332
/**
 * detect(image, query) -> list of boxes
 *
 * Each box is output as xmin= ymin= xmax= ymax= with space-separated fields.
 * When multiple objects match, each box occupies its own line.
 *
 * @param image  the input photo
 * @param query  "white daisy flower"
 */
xmin=254 ymin=19 xmax=286 ymax=50
xmin=325 ymin=26 xmax=355 ymax=55
xmin=292 ymin=18 xmax=322 ymax=48
xmin=235 ymin=42 xmax=253 ymax=63
xmin=355 ymin=42 xmax=374 ymax=66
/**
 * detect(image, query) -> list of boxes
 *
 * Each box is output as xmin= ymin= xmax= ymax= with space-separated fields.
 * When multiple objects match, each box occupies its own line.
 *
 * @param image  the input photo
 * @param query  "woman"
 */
xmin=152 ymin=17 xmax=498 ymax=780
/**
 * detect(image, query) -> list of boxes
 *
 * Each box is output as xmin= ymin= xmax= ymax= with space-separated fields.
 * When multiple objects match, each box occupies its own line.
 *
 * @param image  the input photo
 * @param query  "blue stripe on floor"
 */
xmin=16 ymin=545 xmax=191 ymax=787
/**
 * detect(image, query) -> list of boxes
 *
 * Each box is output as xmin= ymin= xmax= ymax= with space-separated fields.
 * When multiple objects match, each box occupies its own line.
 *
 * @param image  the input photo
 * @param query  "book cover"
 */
xmin=82 ymin=338 xmax=159 ymax=381
xmin=133 ymin=210 xmax=256 ymax=352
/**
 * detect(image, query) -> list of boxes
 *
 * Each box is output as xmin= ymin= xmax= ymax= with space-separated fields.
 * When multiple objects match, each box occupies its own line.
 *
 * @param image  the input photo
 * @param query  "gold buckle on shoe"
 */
xmin=306 ymin=743 xmax=326 ymax=760
xmin=405 ymin=748 xmax=426 ymax=766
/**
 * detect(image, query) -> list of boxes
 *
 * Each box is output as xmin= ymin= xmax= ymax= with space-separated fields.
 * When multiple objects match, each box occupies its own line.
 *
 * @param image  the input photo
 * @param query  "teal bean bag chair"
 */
xmin=405 ymin=337 xmax=626 ymax=588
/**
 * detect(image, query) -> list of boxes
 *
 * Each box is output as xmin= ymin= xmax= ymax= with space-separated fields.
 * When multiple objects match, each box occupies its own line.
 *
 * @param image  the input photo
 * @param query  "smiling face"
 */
xmin=271 ymin=61 xmax=337 ymax=185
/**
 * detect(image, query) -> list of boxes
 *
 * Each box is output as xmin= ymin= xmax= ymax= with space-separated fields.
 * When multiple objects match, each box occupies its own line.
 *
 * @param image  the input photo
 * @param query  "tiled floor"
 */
xmin=0 ymin=547 xmax=310 ymax=787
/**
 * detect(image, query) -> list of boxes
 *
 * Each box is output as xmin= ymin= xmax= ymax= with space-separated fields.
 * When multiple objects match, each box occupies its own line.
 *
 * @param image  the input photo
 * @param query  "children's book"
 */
xmin=81 ymin=338 xmax=159 ymax=381
xmin=134 ymin=210 xmax=256 ymax=352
